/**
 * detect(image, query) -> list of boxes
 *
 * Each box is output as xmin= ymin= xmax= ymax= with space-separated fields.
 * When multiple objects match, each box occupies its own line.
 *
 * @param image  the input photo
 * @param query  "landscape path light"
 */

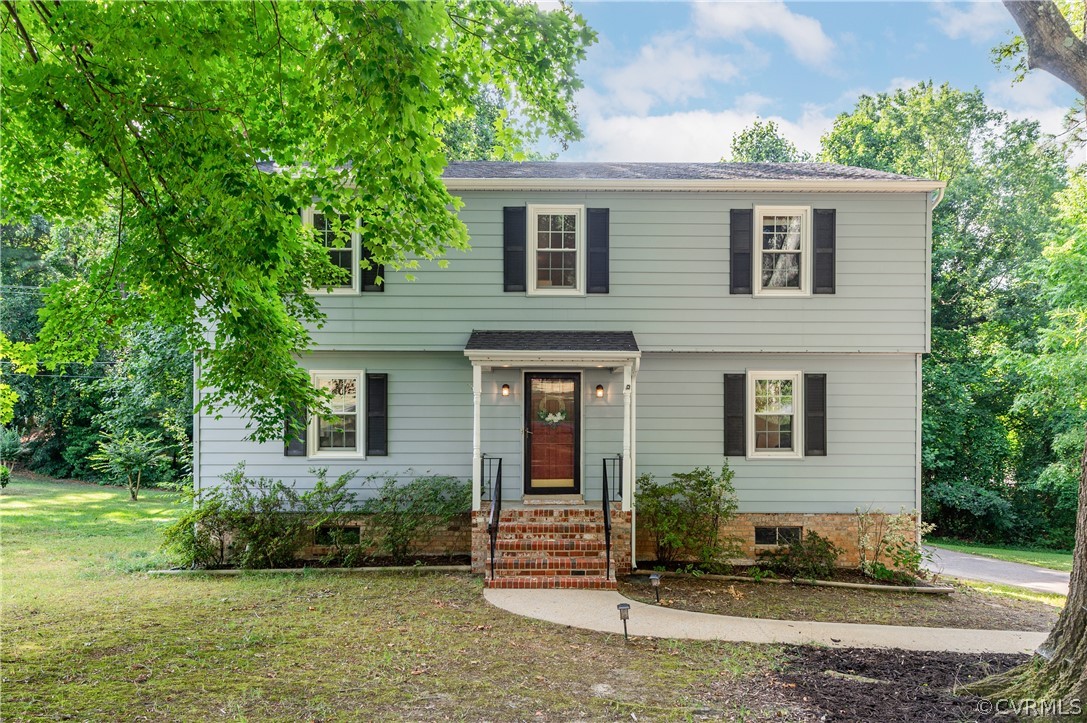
xmin=616 ymin=603 xmax=630 ymax=641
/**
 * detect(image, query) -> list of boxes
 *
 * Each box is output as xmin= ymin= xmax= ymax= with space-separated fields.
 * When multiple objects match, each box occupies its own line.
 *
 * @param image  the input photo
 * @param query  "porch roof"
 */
xmin=465 ymin=330 xmax=639 ymax=353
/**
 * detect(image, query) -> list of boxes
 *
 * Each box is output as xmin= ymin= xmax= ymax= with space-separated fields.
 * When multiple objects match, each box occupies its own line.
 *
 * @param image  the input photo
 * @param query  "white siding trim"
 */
xmin=526 ymin=204 xmax=586 ymax=296
xmin=746 ymin=370 xmax=804 ymax=460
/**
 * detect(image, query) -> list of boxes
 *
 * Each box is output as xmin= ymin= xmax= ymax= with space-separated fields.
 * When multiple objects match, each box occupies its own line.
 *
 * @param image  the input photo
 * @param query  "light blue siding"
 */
xmin=308 ymin=191 xmax=930 ymax=353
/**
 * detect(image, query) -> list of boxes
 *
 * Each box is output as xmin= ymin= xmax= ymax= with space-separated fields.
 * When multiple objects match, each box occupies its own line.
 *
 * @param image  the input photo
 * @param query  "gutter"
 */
xmin=444 ymin=178 xmax=948 ymax=193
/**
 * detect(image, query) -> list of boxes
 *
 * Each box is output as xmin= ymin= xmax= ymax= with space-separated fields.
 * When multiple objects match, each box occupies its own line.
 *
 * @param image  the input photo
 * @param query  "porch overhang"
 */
xmin=465 ymin=330 xmax=640 ymax=519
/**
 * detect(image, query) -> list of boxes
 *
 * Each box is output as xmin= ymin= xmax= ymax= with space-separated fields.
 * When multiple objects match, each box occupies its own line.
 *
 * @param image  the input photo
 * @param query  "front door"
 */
xmin=525 ymin=372 xmax=580 ymax=495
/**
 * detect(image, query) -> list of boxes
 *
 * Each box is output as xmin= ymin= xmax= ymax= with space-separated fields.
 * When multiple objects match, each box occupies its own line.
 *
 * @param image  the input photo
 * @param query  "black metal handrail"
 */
xmin=601 ymin=455 xmax=623 ymax=581
xmin=483 ymin=455 xmax=503 ymax=580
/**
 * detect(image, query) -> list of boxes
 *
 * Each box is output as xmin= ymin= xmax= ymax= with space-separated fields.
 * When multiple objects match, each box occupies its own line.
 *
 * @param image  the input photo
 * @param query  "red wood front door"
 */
xmin=525 ymin=373 xmax=580 ymax=494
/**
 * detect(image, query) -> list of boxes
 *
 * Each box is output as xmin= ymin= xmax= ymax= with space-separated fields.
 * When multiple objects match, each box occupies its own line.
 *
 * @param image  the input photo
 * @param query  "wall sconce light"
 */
xmin=501 ymin=384 xmax=511 ymax=397
xmin=649 ymin=573 xmax=661 ymax=604
xmin=595 ymin=384 xmax=605 ymax=398
xmin=616 ymin=603 xmax=631 ymax=641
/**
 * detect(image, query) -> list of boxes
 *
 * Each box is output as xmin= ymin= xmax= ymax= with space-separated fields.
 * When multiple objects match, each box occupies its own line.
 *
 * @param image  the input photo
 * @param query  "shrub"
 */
xmin=0 ymin=466 xmax=10 ymax=490
xmin=762 ymin=531 xmax=842 ymax=580
xmin=88 ymin=429 xmax=169 ymax=501
xmin=360 ymin=473 xmax=471 ymax=564
xmin=161 ymin=486 xmax=232 ymax=568
xmin=857 ymin=507 xmax=935 ymax=584
xmin=0 ymin=427 xmax=25 ymax=470
xmin=637 ymin=464 xmax=741 ymax=570
xmin=301 ymin=468 xmax=361 ymax=565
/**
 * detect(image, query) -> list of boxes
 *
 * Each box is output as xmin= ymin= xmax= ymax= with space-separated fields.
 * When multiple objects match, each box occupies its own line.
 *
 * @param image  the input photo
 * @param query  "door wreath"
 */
xmin=536 ymin=394 xmax=569 ymax=425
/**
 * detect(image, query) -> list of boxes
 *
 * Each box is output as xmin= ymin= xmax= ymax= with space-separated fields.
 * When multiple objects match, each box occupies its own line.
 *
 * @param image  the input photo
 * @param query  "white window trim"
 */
xmin=527 ymin=204 xmax=586 ymax=296
xmin=308 ymin=370 xmax=366 ymax=459
xmin=746 ymin=370 xmax=804 ymax=460
xmin=752 ymin=205 xmax=812 ymax=297
xmin=303 ymin=207 xmax=360 ymax=295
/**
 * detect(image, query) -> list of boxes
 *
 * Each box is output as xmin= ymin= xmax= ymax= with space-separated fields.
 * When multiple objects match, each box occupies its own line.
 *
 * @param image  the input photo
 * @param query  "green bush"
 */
xmin=303 ymin=468 xmax=361 ymax=565
xmin=0 ymin=466 xmax=10 ymax=490
xmin=161 ymin=486 xmax=232 ymax=568
xmin=88 ymin=429 xmax=169 ymax=501
xmin=762 ymin=531 xmax=842 ymax=580
xmin=360 ymin=474 xmax=471 ymax=564
xmin=0 ymin=427 xmax=25 ymax=469
xmin=636 ymin=464 xmax=741 ymax=570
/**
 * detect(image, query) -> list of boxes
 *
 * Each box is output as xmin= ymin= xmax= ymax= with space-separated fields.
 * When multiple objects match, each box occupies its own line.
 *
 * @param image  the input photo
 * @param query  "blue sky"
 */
xmin=539 ymin=1 xmax=1082 ymax=161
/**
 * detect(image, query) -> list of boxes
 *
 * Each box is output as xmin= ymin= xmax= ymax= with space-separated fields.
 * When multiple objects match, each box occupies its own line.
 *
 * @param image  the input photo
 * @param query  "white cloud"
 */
xmin=570 ymin=105 xmax=833 ymax=162
xmin=988 ymin=73 xmax=1075 ymax=137
xmin=599 ymin=34 xmax=739 ymax=115
xmin=931 ymin=1 xmax=1011 ymax=43
xmin=692 ymin=1 xmax=836 ymax=67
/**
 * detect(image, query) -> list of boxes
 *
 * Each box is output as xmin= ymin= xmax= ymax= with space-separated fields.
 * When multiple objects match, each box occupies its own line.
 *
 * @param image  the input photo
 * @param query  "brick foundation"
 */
xmin=298 ymin=513 xmax=471 ymax=561
xmin=635 ymin=512 xmax=914 ymax=567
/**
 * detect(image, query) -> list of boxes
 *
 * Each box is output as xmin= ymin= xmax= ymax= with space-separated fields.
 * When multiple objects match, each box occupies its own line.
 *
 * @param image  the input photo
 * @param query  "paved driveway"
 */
xmin=924 ymin=546 xmax=1070 ymax=596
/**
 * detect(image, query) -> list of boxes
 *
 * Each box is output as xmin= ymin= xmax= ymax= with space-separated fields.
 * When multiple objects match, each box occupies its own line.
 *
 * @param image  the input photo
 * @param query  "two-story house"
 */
xmin=193 ymin=162 xmax=945 ymax=589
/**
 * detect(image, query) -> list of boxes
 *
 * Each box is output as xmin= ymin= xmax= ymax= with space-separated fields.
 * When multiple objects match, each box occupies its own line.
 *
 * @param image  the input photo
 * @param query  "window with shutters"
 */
xmin=303 ymin=208 xmax=359 ymax=294
xmin=747 ymin=371 xmax=803 ymax=459
xmin=309 ymin=371 xmax=365 ymax=458
xmin=753 ymin=206 xmax=811 ymax=297
xmin=527 ymin=205 xmax=585 ymax=295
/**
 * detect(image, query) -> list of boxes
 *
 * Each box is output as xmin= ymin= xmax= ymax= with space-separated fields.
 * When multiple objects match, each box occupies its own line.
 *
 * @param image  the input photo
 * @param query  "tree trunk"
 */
xmin=966 ymin=422 xmax=1087 ymax=705
xmin=1004 ymin=1 xmax=1087 ymax=97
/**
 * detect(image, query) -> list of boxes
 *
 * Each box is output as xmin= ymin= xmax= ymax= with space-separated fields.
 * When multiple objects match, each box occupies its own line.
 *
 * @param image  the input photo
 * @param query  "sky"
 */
xmin=537 ymin=1 xmax=1083 ymax=162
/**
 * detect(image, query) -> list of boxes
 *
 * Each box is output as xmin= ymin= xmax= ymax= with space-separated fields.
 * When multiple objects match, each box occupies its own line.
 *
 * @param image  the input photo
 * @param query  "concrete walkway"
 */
xmin=484 ymin=588 xmax=1047 ymax=654
xmin=924 ymin=546 xmax=1070 ymax=596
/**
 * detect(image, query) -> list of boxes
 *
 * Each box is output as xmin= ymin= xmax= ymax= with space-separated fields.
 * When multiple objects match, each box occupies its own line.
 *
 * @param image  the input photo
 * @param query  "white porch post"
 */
xmin=622 ymin=362 xmax=633 ymax=509
xmin=472 ymin=363 xmax=482 ymax=512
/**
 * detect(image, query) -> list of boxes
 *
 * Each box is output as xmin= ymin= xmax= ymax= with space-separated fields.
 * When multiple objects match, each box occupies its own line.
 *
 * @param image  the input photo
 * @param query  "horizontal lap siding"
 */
xmin=309 ymin=191 xmax=929 ymax=353
xmin=198 ymin=352 xmax=473 ymax=495
xmin=635 ymin=352 xmax=918 ymax=514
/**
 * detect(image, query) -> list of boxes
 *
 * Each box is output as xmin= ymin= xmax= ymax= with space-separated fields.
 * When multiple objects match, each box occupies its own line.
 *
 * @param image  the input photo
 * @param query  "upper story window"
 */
xmin=303 ymin=208 xmax=359 ymax=294
xmin=528 ymin=205 xmax=585 ymax=295
xmin=747 ymin=371 xmax=803 ymax=459
xmin=754 ymin=206 xmax=811 ymax=297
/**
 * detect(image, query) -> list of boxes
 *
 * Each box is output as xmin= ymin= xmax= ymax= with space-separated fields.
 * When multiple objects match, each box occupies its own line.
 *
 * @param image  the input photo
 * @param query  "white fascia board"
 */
xmin=443 ymin=178 xmax=947 ymax=193
xmin=465 ymin=349 xmax=641 ymax=367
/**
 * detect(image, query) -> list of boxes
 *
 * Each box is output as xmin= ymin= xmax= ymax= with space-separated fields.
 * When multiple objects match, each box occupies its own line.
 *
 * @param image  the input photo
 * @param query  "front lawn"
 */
xmin=1 ymin=477 xmax=792 ymax=721
xmin=929 ymin=538 xmax=1074 ymax=572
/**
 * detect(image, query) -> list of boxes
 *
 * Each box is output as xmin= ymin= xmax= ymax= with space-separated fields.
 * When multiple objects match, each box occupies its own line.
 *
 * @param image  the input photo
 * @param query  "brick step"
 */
xmin=494 ymin=523 xmax=606 ymax=534
xmin=495 ymin=539 xmax=607 ymax=552
xmin=486 ymin=575 xmax=617 ymax=590
xmin=494 ymin=556 xmax=607 ymax=569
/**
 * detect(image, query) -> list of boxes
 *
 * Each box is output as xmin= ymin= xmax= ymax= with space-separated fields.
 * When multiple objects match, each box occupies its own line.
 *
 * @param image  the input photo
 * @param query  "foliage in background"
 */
xmin=820 ymin=81 xmax=1071 ymax=547
xmin=0 ymin=466 xmax=9 ymax=490
xmin=359 ymin=474 xmax=471 ymax=564
xmin=1 ymin=1 xmax=594 ymax=441
xmin=636 ymin=465 xmax=740 ymax=570
xmin=724 ymin=119 xmax=811 ymax=163
xmin=761 ymin=531 xmax=843 ymax=581
xmin=88 ymin=430 xmax=169 ymax=501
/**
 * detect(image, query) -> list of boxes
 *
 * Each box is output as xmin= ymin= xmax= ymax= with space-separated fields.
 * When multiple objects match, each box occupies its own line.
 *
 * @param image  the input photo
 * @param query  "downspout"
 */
xmin=929 ymin=187 xmax=945 ymax=210
xmin=192 ymin=359 xmax=201 ymax=499
xmin=629 ymin=356 xmax=640 ymax=570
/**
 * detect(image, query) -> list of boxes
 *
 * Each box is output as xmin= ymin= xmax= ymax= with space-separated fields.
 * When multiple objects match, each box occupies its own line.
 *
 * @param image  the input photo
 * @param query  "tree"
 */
xmin=89 ymin=429 xmax=169 ymax=501
xmin=1003 ymin=1 xmax=1087 ymax=97
xmin=1 ymin=1 xmax=594 ymax=441
xmin=821 ymin=82 xmax=1068 ymax=543
xmin=724 ymin=120 xmax=810 ymax=163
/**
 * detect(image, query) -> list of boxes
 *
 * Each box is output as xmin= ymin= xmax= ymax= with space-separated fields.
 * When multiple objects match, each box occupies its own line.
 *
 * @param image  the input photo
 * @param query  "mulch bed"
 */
xmin=773 ymin=646 xmax=1027 ymax=722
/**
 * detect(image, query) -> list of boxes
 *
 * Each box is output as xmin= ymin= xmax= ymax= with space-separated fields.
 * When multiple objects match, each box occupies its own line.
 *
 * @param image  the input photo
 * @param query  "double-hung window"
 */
xmin=753 ymin=206 xmax=811 ymax=296
xmin=304 ymin=208 xmax=359 ymax=294
xmin=528 ymin=205 xmax=585 ymax=295
xmin=747 ymin=371 xmax=803 ymax=459
xmin=309 ymin=371 xmax=365 ymax=458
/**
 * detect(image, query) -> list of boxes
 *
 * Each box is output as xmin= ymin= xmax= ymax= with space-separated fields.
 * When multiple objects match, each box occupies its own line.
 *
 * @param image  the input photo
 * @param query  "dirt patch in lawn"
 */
xmin=774 ymin=646 xmax=1027 ymax=722
xmin=618 ymin=574 xmax=1059 ymax=631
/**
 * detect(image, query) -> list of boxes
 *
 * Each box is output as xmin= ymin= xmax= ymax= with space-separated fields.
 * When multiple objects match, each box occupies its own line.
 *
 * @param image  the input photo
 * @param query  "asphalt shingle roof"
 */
xmin=443 ymin=161 xmax=925 ymax=183
xmin=465 ymin=330 xmax=639 ymax=353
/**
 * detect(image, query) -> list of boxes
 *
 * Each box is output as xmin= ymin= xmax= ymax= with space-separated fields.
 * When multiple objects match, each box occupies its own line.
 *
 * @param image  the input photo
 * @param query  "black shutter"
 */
xmin=360 ymin=245 xmax=384 ymax=292
xmin=723 ymin=373 xmax=746 ymax=456
xmin=503 ymin=206 xmax=527 ymax=292
xmin=813 ymin=209 xmax=836 ymax=294
xmin=730 ymin=209 xmax=753 ymax=294
xmin=586 ymin=208 xmax=610 ymax=294
xmin=284 ymin=405 xmax=307 ymax=457
xmin=366 ymin=373 xmax=388 ymax=456
xmin=804 ymin=373 xmax=827 ymax=456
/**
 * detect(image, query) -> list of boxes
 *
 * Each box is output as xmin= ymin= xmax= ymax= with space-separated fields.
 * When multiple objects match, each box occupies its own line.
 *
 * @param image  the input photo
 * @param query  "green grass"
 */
xmin=2 ymin=477 xmax=789 ymax=721
xmin=930 ymin=538 xmax=1074 ymax=573
xmin=953 ymin=579 xmax=1068 ymax=608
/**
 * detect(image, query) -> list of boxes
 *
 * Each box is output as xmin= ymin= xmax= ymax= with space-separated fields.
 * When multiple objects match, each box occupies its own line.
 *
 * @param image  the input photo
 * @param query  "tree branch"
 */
xmin=1003 ymin=1 xmax=1087 ymax=97
xmin=3 ymin=1 xmax=40 ymax=63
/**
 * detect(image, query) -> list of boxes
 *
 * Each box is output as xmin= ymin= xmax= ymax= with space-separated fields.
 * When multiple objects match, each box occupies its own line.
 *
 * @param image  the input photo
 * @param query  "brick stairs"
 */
xmin=483 ymin=507 xmax=617 ymax=590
